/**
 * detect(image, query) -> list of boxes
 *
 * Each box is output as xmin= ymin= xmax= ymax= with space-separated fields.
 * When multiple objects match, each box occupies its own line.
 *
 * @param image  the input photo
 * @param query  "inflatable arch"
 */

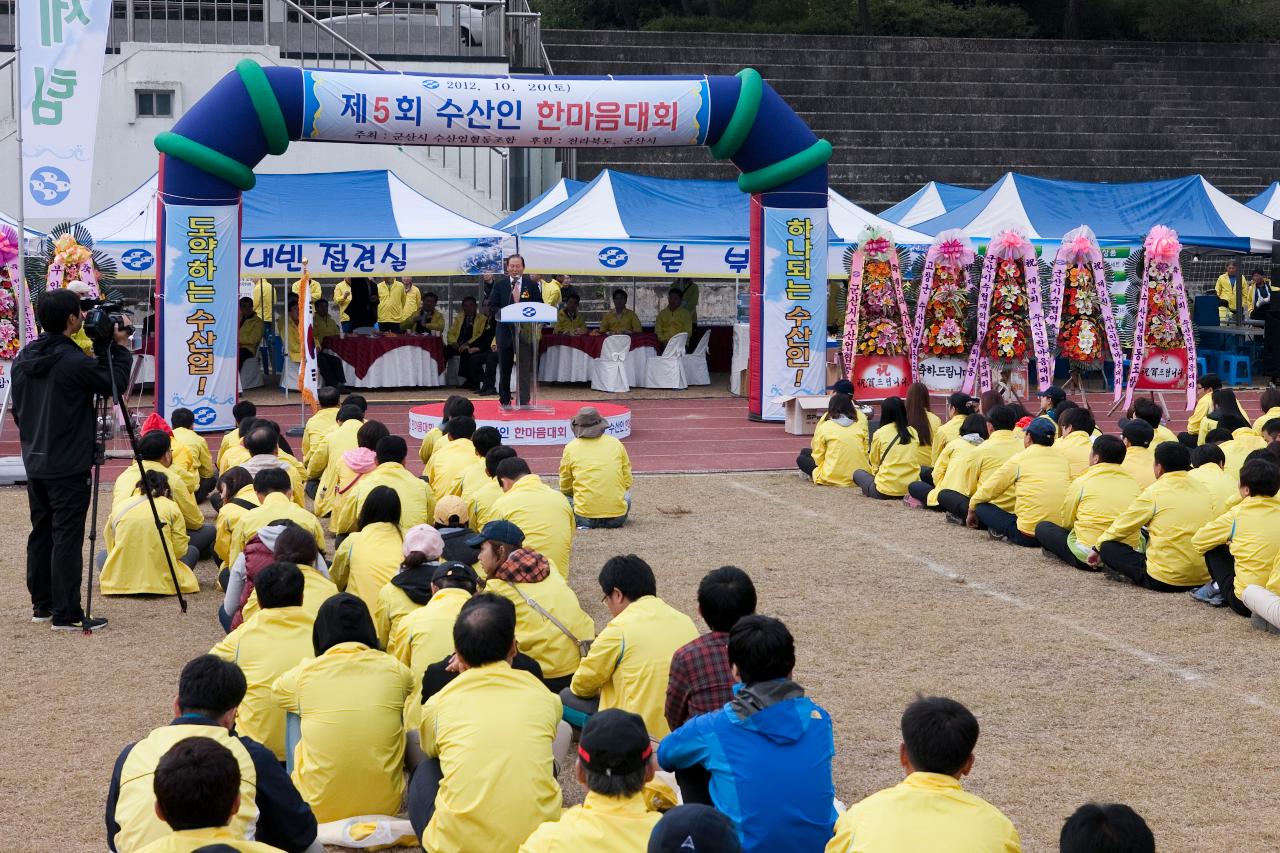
xmin=154 ymin=61 xmax=831 ymax=428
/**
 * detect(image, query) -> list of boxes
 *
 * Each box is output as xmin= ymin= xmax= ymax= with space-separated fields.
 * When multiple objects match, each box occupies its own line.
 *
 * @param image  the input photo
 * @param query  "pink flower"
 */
xmin=1143 ymin=225 xmax=1180 ymax=263
xmin=863 ymin=236 xmax=892 ymax=258
xmin=992 ymin=229 xmax=1030 ymax=259
xmin=0 ymin=226 xmax=18 ymax=266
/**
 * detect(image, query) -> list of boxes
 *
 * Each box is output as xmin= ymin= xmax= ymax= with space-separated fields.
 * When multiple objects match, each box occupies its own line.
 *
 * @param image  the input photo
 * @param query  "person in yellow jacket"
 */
xmin=220 ymin=426 xmax=308 ymax=510
xmin=251 ymin=278 xmax=275 ymax=322
xmin=332 ymin=277 xmax=352 ymax=327
xmin=372 ymin=524 xmax=445 ymax=647
xmin=562 ymin=555 xmax=697 ymax=741
xmin=555 ymin=292 xmax=589 ymax=335
xmin=386 ymin=560 xmax=479 ymax=697
xmin=426 ymin=417 xmax=478 ymax=502
xmin=931 ymin=392 xmax=976 ymax=460
xmin=911 ymin=413 xmax=988 ymax=510
xmin=599 ymin=289 xmax=642 ymax=334
xmin=491 ymin=456 xmax=575 ymax=578
xmin=1252 ymin=388 xmax=1280 ymax=436
xmin=99 ymin=471 xmax=200 ymax=595
xmin=300 ymin=387 xmax=341 ymax=481
xmin=1119 ymin=420 xmax=1157 ymax=490
xmin=271 ymin=593 xmax=414 ymax=824
xmin=337 ymin=436 xmax=433 ymax=534
xmin=1197 ymin=387 xmax=1252 ymax=446
xmin=325 ymin=420 xmax=388 ymax=538
xmin=234 ymin=523 xmax=339 ymax=628
xmin=967 ymin=417 xmax=1070 ymax=546
xmin=905 ymin=382 xmax=942 ymax=467
xmin=518 ymin=709 xmax=662 ymax=853
xmin=825 ymin=696 xmax=1020 ymax=853
xmin=1192 ymin=458 xmax=1280 ymax=616
xmin=213 ymin=468 xmax=257 ymax=567
xmin=111 ymin=430 xmax=215 ymax=558
xmin=418 ymin=395 xmax=472 ymax=472
xmin=238 ymin=296 xmax=266 ymax=370
xmin=1219 ymin=415 xmax=1268 ymax=480
xmin=654 ymin=287 xmax=693 ymax=349
xmin=1035 ymin=435 xmax=1140 ymax=571
xmin=1190 ymin=443 xmax=1238 ymax=511
xmin=291 ymin=275 xmax=320 ymax=304
xmin=471 ymin=519 xmax=595 ymax=687
xmin=1129 ymin=398 xmax=1178 ymax=448
xmin=376 ymin=278 xmax=406 ymax=331
xmin=559 ymin=407 xmax=633 ymax=526
xmin=1179 ymin=372 xmax=1222 ymax=446
xmin=1215 ymin=259 xmax=1252 ymax=321
xmin=308 ymin=405 xmax=365 ymax=517
xmin=470 ymin=446 xmax=516 ymax=530
xmin=539 ymin=272 xmax=563 ymax=310
xmin=209 ymin=563 xmax=315 ymax=761
xmin=227 ymin=468 xmax=326 ymax=571
xmin=1092 ymin=441 xmax=1219 ymax=590
xmin=853 ymin=397 xmax=921 ymax=499
xmin=153 ymin=421 xmax=202 ymax=497
xmin=798 ymin=394 xmax=868 ymax=488
xmin=330 ymin=486 xmax=405 ymax=613
xmin=216 ymin=401 xmax=258 ymax=471
xmin=417 ymin=290 xmax=447 ymax=335
xmin=170 ymin=408 xmax=216 ymax=502
xmin=400 ymin=281 xmax=423 ymax=331
xmin=935 ymin=405 xmax=1024 ymax=522
xmin=1054 ymin=407 xmax=1095 ymax=481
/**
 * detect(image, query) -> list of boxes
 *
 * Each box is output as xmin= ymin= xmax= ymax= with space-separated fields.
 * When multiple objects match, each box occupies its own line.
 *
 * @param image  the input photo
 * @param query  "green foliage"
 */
xmin=867 ymin=0 xmax=1036 ymax=37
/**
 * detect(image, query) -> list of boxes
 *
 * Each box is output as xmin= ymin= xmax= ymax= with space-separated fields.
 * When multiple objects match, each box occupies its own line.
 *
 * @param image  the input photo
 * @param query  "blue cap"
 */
xmin=465 ymin=519 xmax=525 ymax=548
xmin=1025 ymin=417 xmax=1058 ymax=440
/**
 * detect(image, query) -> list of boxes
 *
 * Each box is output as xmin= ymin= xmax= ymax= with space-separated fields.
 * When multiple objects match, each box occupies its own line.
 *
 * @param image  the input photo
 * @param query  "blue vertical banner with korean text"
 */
xmin=19 ymin=0 xmax=110 ymax=217
xmin=760 ymin=205 xmax=828 ymax=420
xmin=160 ymin=204 xmax=240 ymax=432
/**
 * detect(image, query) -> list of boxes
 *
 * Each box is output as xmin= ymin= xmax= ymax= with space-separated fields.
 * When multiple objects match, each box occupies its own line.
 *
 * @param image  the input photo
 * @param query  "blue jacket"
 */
xmin=657 ymin=680 xmax=836 ymax=853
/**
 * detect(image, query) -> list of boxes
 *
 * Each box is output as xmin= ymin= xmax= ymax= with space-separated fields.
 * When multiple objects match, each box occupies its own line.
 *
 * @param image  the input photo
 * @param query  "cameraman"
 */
xmin=11 ymin=289 xmax=132 ymax=632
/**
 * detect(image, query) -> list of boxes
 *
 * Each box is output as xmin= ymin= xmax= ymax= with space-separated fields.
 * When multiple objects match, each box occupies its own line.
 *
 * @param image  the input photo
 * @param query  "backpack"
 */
xmin=230 ymin=534 xmax=278 ymax=629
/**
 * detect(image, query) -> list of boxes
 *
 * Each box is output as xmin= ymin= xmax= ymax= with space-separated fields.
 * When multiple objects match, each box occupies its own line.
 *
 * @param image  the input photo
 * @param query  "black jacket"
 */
xmin=489 ymin=275 xmax=543 ymax=348
xmin=10 ymin=335 xmax=132 ymax=479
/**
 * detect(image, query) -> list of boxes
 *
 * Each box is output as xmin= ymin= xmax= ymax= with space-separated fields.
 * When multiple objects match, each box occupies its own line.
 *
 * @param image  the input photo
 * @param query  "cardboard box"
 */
xmin=778 ymin=394 xmax=831 ymax=435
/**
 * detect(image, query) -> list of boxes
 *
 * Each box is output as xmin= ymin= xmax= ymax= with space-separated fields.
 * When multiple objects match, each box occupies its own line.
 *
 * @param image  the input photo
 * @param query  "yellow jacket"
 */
xmin=1253 ymin=406 xmax=1280 ymax=436
xmin=167 ymin=441 xmax=202 ymax=495
xmin=310 ymin=418 xmax=364 ymax=515
xmin=220 ymin=448 xmax=306 ymax=509
xmin=210 ymin=605 xmax=316 ymax=760
xmin=928 ymin=436 xmax=983 ymax=506
xmin=427 ymin=437 xmax=479 ymax=502
xmin=339 ymin=461 xmax=434 ymax=534
xmin=271 ymin=642 xmax=413 ymax=823
xmin=372 ymin=577 xmax=427 ymax=650
xmin=470 ymin=479 xmax=505 ymax=531
xmin=252 ymin=278 xmax=274 ymax=322
xmin=418 ymin=309 xmax=447 ymax=337
xmin=1191 ymin=463 xmax=1239 ymax=511
xmin=228 ymin=493 xmax=326 ymax=570
xmin=1193 ymin=496 xmax=1280 ymax=598
xmin=825 ymin=772 xmax=1020 ymax=853
xmin=274 ymin=315 xmax=302 ymax=362
xmin=1060 ymin=463 xmax=1140 ymax=550
xmin=111 ymin=460 xmax=203 ymax=531
xmin=1120 ymin=445 xmax=1156 ymax=490
xmin=599 ymin=308 xmax=642 ymax=334
xmin=215 ymin=485 xmax=259 ymax=565
xmin=488 ymin=571 xmax=595 ymax=679
xmin=377 ymin=280 xmax=406 ymax=324
xmin=387 ymin=586 xmax=472 ymax=704
xmin=172 ymin=426 xmax=215 ymax=480
xmin=1153 ymin=424 xmax=1178 ymax=448
xmin=1187 ymin=391 xmax=1213 ymax=440
xmin=867 ymin=424 xmax=921 ymax=498
xmin=967 ymin=429 xmax=1025 ymax=511
xmin=970 ymin=444 xmax=1070 ymax=534
xmin=1097 ymin=471 xmax=1218 ymax=587
xmin=654 ymin=306 xmax=693 ymax=344
xmin=401 ymin=286 xmax=423 ymax=327
xmin=301 ymin=407 xmax=340 ymax=471
xmin=491 ymin=476 xmax=575 ymax=578
xmin=1215 ymin=272 xmax=1253 ymax=317
xmin=240 ymin=563 xmax=338 ymax=626
xmin=100 ymin=494 xmax=197 ymax=596
xmin=541 ymin=278 xmax=562 ymax=309
xmin=332 ymin=278 xmax=352 ymax=322
xmin=569 ymin=595 xmax=698 ymax=740
xmin=314 ymin=314 xmax=341 ymax=346
xmin=1056 ymin=430 xmax=1093 ymax=481
xmin=134 ymin=826 xmax=283 ymax=853
xmin=331 ymin=522 xmax=404 ymax=614
xmin=292 ymin=276 xmax=321 ymax=302
xmin=555 ymin=309 xmax=588 ymax=334
xmin=447 ymin=312 xmax=488 ymax=347
xmin=808 ymin=417 xmax=869 ymax=487
xmin=1222 ymin=428 xmax=1268 ymax=480
xmin=415 ymin=662 xmax=563 ymax=853
xmin=932 ymin=414 xmax=965 ymax=459
xmin=519 ymin=791 xmax=661 ymax=853
xmin=559 ymin=435 xmax=633 ymax=516
xmin=417 ymin=426 xmax=445 ymax=472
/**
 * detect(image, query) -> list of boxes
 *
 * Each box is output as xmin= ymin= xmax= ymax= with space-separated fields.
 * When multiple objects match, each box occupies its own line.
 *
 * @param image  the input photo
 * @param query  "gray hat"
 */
xmin=571 ymin=406 xmax=608 ymax=439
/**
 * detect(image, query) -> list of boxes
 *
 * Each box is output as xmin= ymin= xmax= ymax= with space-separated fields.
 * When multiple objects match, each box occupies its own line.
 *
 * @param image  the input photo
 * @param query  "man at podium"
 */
xmin=489 ymin=253 xmax=543 ymax=407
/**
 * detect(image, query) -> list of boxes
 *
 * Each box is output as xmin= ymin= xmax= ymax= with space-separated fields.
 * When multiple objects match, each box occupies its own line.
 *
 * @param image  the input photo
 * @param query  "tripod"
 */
xmin=83 ymin=344 xmax=187 ymax=632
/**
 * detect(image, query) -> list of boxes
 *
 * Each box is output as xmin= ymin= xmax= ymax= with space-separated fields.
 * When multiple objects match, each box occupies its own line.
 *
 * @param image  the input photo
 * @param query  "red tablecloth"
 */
xmin=325 ymin=335 xmax=444 ymax=379
xmin=538 ymin=332 xmax=660 ymax=358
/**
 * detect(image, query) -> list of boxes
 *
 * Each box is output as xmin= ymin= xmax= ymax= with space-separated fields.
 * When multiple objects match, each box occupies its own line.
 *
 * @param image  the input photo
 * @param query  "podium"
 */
xmin=500 ymin=301 xmax=558 ymax=411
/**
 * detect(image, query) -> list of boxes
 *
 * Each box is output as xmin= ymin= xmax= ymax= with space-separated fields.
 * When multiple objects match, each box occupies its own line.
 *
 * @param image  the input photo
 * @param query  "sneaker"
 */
xmin=32 ymin=608 xmax=52 ymax=623
xmin=902 ymin=495 xmax=924 ymax=509
xmin=987 ymin=528 xmax=1007 ymax=543
xmin=1206 ymin=593 xmax=1227 ymax=608
xmin=944 ymin=513 xmax=963 ymax=526
xmin=1102 ymin=567 xmax=1133 ymax=585
xmin=1189 ymin=581 xmax=1219 ymax=604
xmin=52 ymin=615 xmax=108 ymax=632
xmin=1251 ymin=613 xmax=1280 ymax=635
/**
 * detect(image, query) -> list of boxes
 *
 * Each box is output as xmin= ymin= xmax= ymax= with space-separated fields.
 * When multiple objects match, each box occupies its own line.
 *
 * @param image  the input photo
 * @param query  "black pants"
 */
xmin=920 ymin=466 xmax=935 ymax=486
xmin=407 ymin=758 xmax=443 ymax=842
xmin=317 ymin=350 xmax=346 ymax=388
xmin=26 ymin=473 xmax=92 ymax=621
xmin=907 ymin=480 xmax=936 ymax=506
xmin=852 ymin=469 xmax=898 ymax=499
xmin=676 ymin=766 xmax=713 ymax=806
xmin=497 ymin=334 xmax=534 ymax=405
xmin=238 ymin=347 xmax=255 ymax=368
xmin=974 ymin=503 xmax=1039 ymax=546
xmin=196 ymin=476 xmax=216 ymax=505
xmin=1035 ymin=521 xmax=1093 ymax=570
xmin=1263 ymin=308 xmax=1280 ymax=377
xmin=796 ymin=448 xmax=816 ymax=479
xmin=1098 ymin=541 xmax=1200 ymax=591
xmin=1205 ymin=545 xmax=1251 ymax=616
xmin=936 ymin=489 xmax=970 ymax=521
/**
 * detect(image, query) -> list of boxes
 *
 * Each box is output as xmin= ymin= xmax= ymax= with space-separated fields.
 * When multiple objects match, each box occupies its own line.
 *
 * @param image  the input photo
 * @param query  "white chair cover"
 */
xmin=643 ymin=332 xmax=689 ymax=390
xmin=682 ymin=330 xmax=711 ymax=386
xmin=240 ymin=356 xmax=264 ymax=391
xmin=590 ymin=334 xmax=632 ymax=393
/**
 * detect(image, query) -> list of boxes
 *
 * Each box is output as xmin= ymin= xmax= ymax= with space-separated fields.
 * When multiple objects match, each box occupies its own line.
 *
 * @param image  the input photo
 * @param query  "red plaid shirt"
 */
xmin=664 ymin=631 xmax=735 ymax=731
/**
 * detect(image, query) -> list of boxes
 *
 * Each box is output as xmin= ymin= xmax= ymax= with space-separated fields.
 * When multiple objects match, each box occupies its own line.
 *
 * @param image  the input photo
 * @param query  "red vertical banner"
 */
xmin=748 ymin=193 xmax=764 ymax=420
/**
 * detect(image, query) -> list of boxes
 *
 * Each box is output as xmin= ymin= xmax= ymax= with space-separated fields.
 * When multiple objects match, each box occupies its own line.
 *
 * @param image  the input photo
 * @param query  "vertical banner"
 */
xmin=159 ymin=204 xmax=240 ymax=432
xmin=756 ymin=204 xmax=828 ymax=421
xmin=297 ymin=266 xmax=319 ymax=411
xmin=19 ymin=0 xmax=111 ymax=218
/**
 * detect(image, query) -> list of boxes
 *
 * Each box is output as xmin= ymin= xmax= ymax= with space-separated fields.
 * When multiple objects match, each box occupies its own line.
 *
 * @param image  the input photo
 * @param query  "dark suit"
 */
xmin=488 ymin=275 xmax=543 ymax=405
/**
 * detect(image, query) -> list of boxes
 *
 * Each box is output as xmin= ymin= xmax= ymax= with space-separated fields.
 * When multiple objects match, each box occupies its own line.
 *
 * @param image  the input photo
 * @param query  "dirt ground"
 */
xmin=4 ymin=470 xmax=1280 ymax=852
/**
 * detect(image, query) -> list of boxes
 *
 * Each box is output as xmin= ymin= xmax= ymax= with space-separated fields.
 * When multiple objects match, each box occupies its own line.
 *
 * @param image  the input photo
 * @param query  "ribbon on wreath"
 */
xmin=1050 ymin=226 xmax=1124 ymax=400
xmin=1122 ymin=226 xmax=1197 ymax=411
xmin=840 ymin=251 xmax=863 ymax=378
xmin=843 ymin=232 xmax=914 ymax=381
xmin=886 ymin=248 xmax=914 ymax=375
xmin=962 ymin=250 xmax=998 ymax=395
xmin=964 ymin=229 xmax=1045 ymax=393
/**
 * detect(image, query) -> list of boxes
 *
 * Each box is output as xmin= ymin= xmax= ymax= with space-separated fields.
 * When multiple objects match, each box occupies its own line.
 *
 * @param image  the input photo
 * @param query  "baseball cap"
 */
xmin=465 ymin=519 xmax=524 ymax=548
xmin=578 ymin=709 xmax=652 ymax=776
xmin=1025 ymin=417 xmax=1057 ymax=440
xmin=402 ymin=524 xmax=444 ymax=560
xmin=431 ymin=561 xmax=479 ymax=586
xmin=648 ymin=805 xmax=742 ymax=853
xmin=1038 ymin=385 xmax=1067 ymax=405
xmin=434 ymin=495 xmax=470 ymax=526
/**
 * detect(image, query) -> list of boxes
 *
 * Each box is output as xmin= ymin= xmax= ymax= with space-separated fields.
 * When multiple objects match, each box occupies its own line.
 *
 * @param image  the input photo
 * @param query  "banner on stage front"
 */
xmin=1134 ymin=347 xmax=1188 ymax=392
xmin=19 ymin=0 xmax=110 ymax=218
xmin=160 ymin=204 xmax=240 ymax=432
xmin=852 ymin=355 xmax=911 ymax=401
xmin=760 ymin=207 xmax=827 ymax=421
xmin=302 ymin=70 xmax=711 ymax=148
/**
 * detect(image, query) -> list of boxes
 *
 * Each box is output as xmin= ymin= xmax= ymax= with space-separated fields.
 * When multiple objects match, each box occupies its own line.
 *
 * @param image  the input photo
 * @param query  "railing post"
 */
xmin=126 ymin=0 xmax=135 ymax=41
xmin=261 ymin=0 xmax=269 ymax=45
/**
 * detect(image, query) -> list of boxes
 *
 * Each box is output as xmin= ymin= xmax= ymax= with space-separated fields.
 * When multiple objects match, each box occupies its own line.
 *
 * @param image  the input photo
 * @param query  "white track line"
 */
xmin=729 ymin=479 xmax=1280 ymax=716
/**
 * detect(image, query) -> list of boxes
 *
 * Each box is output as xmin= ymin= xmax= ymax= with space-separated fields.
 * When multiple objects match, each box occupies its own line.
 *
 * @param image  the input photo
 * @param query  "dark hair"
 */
xmin=668 ymin=286 xmax=683 ymax=297
xmin=599 ymin=555 xmax=657 ymax=601
xmin=1131 ymin=398 xmax=1164 ymax=430
xmin=1058 ymin=406 xmax=1096 ymax=436
xmin=273 ymin=523 xmax=318 ymax=566
xmin=264 ymin=419 xmax=293 ymax=456
xmin=904 ymin=383 xmax=934 ymax=445
xmin=358 ymin=485 xmax=402 ymax=530
xmin=446 ymin=396 xmax=475 ymax=419
xmin=433 ymin=564 xmax=479 ymax=594
xmin=239 ymin=295 xmax=253 ymax=307
xmin=697 ymin=566 xmax=757 ymax=633
xmin=472 ymin=426 xmax=502 ymax=457
xmin=36 ymin=288 xmax=81 ymax=335
xmin=1192 ymin=443 xmax=1226 ymax=468
xmin=136 ymin=470 xmax=172 ymax=499
xmin=1241 ymin=458 xmax=1280 ymax=497
xmin=216 ymin=466 xmax=254 ymax=501
xmin=448 ymin=415 xmax=477 ymax=441
xmin=337 ymin=404 xmax=364 ymax=423
xmin=1258 ymin=388 xmax=1280 ymax=413
xmin=238 ymin=416 xmax=260 ymax=438
xmin=461 ymin=295 xmax=477 ymax=306
xmin=244 ymin=425 xmax=279 ymax=457
xmin=948 ymin=393 xmax=977 ymax=416
xmin=960 ymin=413 xmax=989 ymax=437
xmin=1206 ymin=427 xmax=1234 ymax=444
xmin=318 ymin=386 xmax=341 ymax=408
xmin=252 ymin=467 xmax=291 ymax=495
xmin=1263 ymin=418 xmax=1280 ymax=439
xmin=728 ymin=615 xmax=795 ymax=684
xmin=1060 ymin=803 xmax=1155 ymax=853
xmin=1121 ymin=421 xmax=1153 ymax=448
xmin=1091 ymin=435 xmax=1127 ymax=465
xmin=256 ymin=561 xmax=305 ymax=609
xmin=1154 ymin=441 xmax=1191 ymax=473
xmin=612 ymin=288 xmax=628 ymax=301
xmin=1218 ymin=413 xmax=1250 ymax=433
xmin=171 ymin=408 xmax=195 ymax=429
xmin=505 ymin=253 xmax=526 ymax=269
xmin=344 ymin=393 xmax=369 ymax=413
xmin=901 ymin=695 xmax=980 ymax=776
xmin=357 ymin=419 xmax=391 ymax=451
xmin=375 ymin=435 xmax=408 ymax=464
xmin=826 ymin=393 xmax=857 ymax=421
xmin=987 ymin=404 xmax=1017 ymax=432
xmin=486 ymin=446 xmax=518 ymax=478
xmin=1211 ymin=388 xmax=1248 ymax=423
xmin=583 ymin=763 xmax=647 ymax=798
xmin=231 ymin=401 xmax=257 ymax=423
xmin=453 ymin=593 xmax=517 ymax=667
xmin=313 ymin=593 xmax=379 ymax=654
xmin=495 ymin=456 xmax=532 ymax=482
xmin=978 ymin=390 xmax=1005 ymax=415
xmin=1198 ymin=373 xmax=1222 ymax=392
xmin=137 ymin=430 xmax=172 ymax=461
xmin=879 ymin=396 xmax=912 ymax=445
xmin=564 ymin=291 xmax=580 ymax=303
xmin=423 ymin=290 xmax=439 ymax=301
xmin=177 ymin=655 xmax=247 ymax=716
xmin=153 ymin=737 xmax=241 ymax=831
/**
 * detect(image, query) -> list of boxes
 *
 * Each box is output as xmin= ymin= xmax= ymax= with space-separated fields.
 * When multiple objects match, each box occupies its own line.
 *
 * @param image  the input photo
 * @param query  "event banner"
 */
xmin=852 ymin=355 xmax=911 ymax=401
xmin=160 ymin=204 xmax=240 ymax=432
xmin=302 ymin=70 xmax=711 ymax=148
xmin=521 ymin=238 xmax=751 ymax=279
xmin=1134 ymin=347 xmax=1188 ymax=392
xmin=760 ymin=207 xmax=828 ymax=421
xmin=19 ymin=0 xmax=110 ymax=218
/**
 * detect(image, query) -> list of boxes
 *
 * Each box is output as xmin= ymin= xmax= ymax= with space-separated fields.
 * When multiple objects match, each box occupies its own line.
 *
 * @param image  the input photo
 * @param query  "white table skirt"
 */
xmin=538 ymin=344 xmax=656 ymax=385
xmin=336 ymin=346 xmax=446 ymax=389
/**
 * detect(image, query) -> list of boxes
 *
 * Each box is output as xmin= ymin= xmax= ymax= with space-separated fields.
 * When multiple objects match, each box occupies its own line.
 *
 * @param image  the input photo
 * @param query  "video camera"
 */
xmin=80 ymin=299 xmax=133 ymax=349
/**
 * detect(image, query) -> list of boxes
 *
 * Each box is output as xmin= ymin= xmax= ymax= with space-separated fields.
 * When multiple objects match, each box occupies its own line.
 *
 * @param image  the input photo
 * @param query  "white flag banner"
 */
xmin=297 ymin=268 xmax=319 ymax=410
xmin=19 ymin=0 xmax=111 ymax=218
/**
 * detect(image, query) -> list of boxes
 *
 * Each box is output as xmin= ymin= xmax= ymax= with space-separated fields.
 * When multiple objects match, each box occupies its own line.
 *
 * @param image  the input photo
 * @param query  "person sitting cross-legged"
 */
xmin=1130 ymin=398 xmax=1179 ymax=448
xmin=308 ymin=404 xmax=366 ymax=518
xmin=434 ymin=495 xmax=481 ymax=564
xmin=425 ymin=415 xmax=478 ymax=503
xmin=226 ymin=468 xmax=326 ymax=584
xmin=418 ymin=395 xmax=472 ymax=473
xmin=1055 ymin=407 xmax=1096 ymax=482
xmin=99 ymin=470 xmax=200 ymax=595
xmin=1190 ymin=443 xmax=1238 ymax=511
xmin=335 ymin=435 xmax=433 ymax=534
xmin=824 ymin=696 xmax=1020 ymax=853
xmin=967 ymin=417 xmax=1070 ymax=546
xmin=854 ymin=397 xmax=922 ymax=500
xmin=1192 ymin=457 xmax=1280 ymax=617
xmin=470 ymin=445 xmax=517 ymax=531
xmin=111 ymin=429 xmax=214 ymax=561
xmin=518 ymin=709 xmax=662 ymax=853
xmin=373 ymin=523 xmax=446 ymax=648
xmin=326 ymin=419 xmax=390 ymax=540
xmin=455 ymin=426 xmax=502 ymax=512
xmin=1036 ymin=435 xmax=1139 ymax=572
xmin=1119 ymin=420 xmax=1157 ymax=490
xmin=491 ymin=456 xmax=575 ymax=578
xmin=300 ymin=386 xmax=342 ymax=496
xmin=937 ymin=405 xmax=1023 ymax=523
xmin=1059 ymin=803 xmax=1154 ymax=853
xmin=170 ymin=407 xmax=216 ymax=504
xmin=798 ymin=393 xmax=869 ymax=488
xmin=331 ymin=485 xmax=405 ymax=614
xmin=230 ymin=523 xmax=337 ymax=630
xmin=213 ymin=467 xmax=258 ymax=569
xmin=560 ymin=407 xmax=634 ymax=528
xmin=223 ymin=423 xmax=306 ymax=506
xmin=909 ymin=413 xmax=988 ymax=510
xmin=387 ymin=559 xmax=481 ymax=703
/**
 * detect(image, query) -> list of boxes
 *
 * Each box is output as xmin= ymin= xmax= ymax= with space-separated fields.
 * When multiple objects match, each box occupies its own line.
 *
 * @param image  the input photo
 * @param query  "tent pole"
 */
xmin=13 ymin=0 xmax=28 ymax=351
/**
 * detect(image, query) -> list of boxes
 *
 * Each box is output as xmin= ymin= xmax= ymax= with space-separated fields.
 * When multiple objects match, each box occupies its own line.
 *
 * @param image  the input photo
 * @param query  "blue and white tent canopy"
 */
xmin=0 ymin=211 xmax=45 ymax=249
xmin=496 ymin=177 xmax=586 ymax=233
xmin=914 ymin=172 xmax=1274 ymax=253
xmin=1246 ymin=183 xmax=1280 ymax=219
xmin=81 ymin=170 xmax=508 ymax=278
xmin=878 ymin=182 xmax=981 ymax=228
